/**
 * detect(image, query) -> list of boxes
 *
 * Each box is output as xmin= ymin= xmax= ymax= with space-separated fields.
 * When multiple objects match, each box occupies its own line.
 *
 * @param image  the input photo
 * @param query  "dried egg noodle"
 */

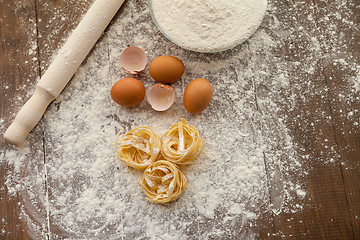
xmin=161 ymin=119 xmax=203 ymax=165
xmin=115 ymin=127 xmax=161 ymax=169
xmin=140 ymin=160 xmax=188 ymax=203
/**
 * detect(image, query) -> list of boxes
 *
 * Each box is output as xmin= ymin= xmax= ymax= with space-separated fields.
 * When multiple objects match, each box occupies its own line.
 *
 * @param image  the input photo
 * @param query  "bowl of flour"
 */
xmin=148 ymin=0 xmax=268 ymax=53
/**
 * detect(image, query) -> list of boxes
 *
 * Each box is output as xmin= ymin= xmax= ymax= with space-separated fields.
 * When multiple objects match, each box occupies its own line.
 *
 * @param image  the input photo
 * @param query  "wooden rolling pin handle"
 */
xmin=3 ymin=0 xmax=125 ymax=146
xmin=4 ymin=87 xmax=55 ymax=146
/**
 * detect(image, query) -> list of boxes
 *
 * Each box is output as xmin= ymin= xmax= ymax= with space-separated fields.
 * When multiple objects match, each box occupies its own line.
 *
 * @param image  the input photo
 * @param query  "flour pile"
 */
xmin=150 ymin=0 xmax=267 ymax=52
xmin=1 ymin=0 xmax=359 ymax=239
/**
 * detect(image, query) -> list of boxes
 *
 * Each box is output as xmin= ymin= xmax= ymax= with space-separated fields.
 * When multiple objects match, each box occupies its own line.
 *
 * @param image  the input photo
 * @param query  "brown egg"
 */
xmin=149 ymin=56 xmax=185 ymax=83
xmin=111 ymin=78 xmax=145 ymax=107
xmin=183 ymin=78 xmax=213 ymax=114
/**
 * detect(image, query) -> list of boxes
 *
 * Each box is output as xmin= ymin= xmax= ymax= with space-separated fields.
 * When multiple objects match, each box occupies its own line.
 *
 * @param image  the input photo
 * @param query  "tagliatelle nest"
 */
xmin=139 ymin=160 xmax=188 ymax=203
xmin=114 ymin=119 xmax=203 ymax=204
xmin=161 ymin=118 xmax=203 ymax=165
xmin=115 ymin=127 xmax=161 ymax=169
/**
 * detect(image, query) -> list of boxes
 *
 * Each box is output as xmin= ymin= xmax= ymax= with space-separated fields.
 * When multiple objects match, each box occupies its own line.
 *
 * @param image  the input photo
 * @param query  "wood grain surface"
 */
xmin=1 ymin=1 xmax=41 ymax=239
xmin=1 ymin=0 xmax=359 ymax=239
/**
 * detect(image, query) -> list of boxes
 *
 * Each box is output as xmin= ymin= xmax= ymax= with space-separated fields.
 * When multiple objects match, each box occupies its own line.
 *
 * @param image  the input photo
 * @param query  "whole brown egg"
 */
xmin=183 ymin=78 xmax=213 ymax=114
xmin=111 ymin=78 xmax=145 ymax=107
xmin=149 ymin=56 xmax=185 ymax=84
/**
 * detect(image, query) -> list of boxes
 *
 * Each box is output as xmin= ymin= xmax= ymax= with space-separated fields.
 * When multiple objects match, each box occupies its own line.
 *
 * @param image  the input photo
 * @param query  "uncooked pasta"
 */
xmin=161 ymin=118 xmax=203 ymax=165
xmin=115 ymin=127 xmax=161 ymax=169
xmin=115 ymin=119 xmax=203 ymax=203
xmin=139 ymin=160 xmax=188 ymax=203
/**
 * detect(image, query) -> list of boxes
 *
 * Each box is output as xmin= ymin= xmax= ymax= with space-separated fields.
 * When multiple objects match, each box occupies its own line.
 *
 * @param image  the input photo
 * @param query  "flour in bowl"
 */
xmin=150 ymin=0 xmax=268 ymax=52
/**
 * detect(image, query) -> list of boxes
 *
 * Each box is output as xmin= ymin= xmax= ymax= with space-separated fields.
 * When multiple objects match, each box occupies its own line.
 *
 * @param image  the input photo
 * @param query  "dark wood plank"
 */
xmin=0 ymin=0 xmax=47 ymax=239
xmin=322 ymin=64 xmax=360 ymax=239
xmin=312 ymin=0 xmax=360 ymax=238
xmin=271 ymin=68 xmax=354 ymax=238
xmin=259 ymin=0 xmax=358 ymax=239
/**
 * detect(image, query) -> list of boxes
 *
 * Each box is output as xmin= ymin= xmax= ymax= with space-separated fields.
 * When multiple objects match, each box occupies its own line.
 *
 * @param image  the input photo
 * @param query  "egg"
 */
xmin=183 ymin=78 xmax=213 ymax=114
xmin=149 ymin=55 xmax=185 ymax=83
xmin=111 ymin=78 xmax=145 ymax=107
xmin=119 ymin=46 xmax=147 ymax=74
xmin=147 ymin=84 xmax=175 ymax=111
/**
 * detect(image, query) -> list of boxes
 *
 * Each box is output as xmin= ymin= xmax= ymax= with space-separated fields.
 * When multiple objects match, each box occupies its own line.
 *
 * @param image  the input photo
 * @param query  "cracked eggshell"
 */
xmin=119 ymin=46 xmax=147 ymax=74
xmin=147 ymin=84 xmax=175 ymax=111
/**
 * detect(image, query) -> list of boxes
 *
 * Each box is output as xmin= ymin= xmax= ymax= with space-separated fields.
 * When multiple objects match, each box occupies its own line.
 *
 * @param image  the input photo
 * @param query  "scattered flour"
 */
xmin=296 ymin=189 xmax=307 ymax=199
xmin=0 ymin=0 xmax=359 ymax=239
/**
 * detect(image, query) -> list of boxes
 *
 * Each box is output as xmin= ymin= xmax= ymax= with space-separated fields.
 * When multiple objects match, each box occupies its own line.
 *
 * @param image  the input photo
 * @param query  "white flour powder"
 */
xmin=150 ymin=0 xmax=268 ymax=52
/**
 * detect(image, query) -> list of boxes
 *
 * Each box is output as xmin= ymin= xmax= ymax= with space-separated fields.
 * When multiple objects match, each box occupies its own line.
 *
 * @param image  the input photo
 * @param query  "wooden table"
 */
xmin=1 ymin=0 xmax=359 ymax=239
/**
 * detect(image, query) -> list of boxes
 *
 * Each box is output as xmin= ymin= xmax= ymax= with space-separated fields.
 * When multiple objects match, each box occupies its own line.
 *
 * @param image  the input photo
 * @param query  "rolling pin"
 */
xmin=4 ymin=0 xmax=125 ymax=146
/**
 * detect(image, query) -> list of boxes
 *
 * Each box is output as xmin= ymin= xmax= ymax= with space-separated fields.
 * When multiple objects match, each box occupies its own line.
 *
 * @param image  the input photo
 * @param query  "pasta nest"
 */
xmin=161 ymin=118 xmax=203 ymax=165
xmin=139 ymin=160 xmax=188 ymax=203
xmin=115 ymin=127 xmax=161 ymax=169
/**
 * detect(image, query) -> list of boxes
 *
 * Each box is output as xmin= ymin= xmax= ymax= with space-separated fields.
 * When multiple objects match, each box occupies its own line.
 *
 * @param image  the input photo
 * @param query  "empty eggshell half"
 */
xmin=147 ymin=84 xmax=175 ymax=111
xmin=119 ymin=46 xmax=147 ymax=74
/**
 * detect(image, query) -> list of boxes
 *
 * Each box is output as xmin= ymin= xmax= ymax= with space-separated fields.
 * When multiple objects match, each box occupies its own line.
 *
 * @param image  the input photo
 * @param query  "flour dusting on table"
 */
xmin=1 ymin=0 xmax=359 ymax=239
